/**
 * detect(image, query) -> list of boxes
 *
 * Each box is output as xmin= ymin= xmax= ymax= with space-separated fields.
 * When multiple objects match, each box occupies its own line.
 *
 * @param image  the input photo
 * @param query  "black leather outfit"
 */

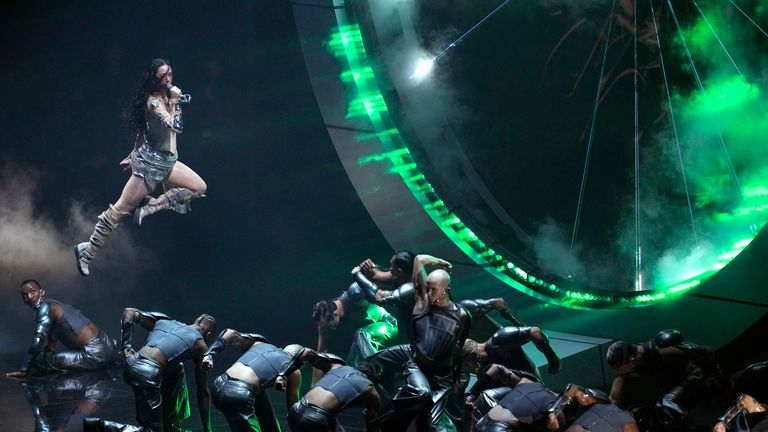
xmin=380 ymin=302 xmax=469 ymax=432
xmin=572 ymin=403 xmax=635 ymax=432
xmin=288 ymin=366 xmax=373 ymax=431
xmin=212 ymin=343 xmax=291 ymax=432
xmin=474 ymin=382 xmax=555 ymax=432
xmin=23 ymin=299 xmax=119 ymax=373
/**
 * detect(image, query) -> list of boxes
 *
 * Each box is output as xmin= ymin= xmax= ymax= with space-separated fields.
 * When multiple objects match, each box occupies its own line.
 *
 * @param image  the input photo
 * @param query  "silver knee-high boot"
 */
xmin=133 ymin=187 xmax=201 ymax=226
xmin=74 ymin=205 xmax=128 ymax=277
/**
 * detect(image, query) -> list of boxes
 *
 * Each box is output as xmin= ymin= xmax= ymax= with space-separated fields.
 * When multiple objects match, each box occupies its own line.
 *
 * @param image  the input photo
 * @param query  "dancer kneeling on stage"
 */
xmin=287 ymin=349 xmax=381 ymax=432
xmin=312 ymin=281 xmax=398 ymax=368
xmin=353 ymin=252 xmax=540 ymax=389
xmin=203 ymin=329 xmax=302 ymax=432
xmin=376 ymin=255 xmax=471 ymax=432
xmin=7 ymin=280 xmax=120 ymax=378
xmin=714 ymin=393 xmax=768 ymax=432
xmin=606 ymin=329 xmax=720 ymax=432
xmin=84 ymin=308 xmax=216 ymax=432
xmin=712 ymin=360 xmax=768 ymax=432
xmin=467 ymin=364 xmax=557 ymax=432
xmin=547 ymin=383 xmax=638 ymax=432
xmin=463 ymin=325 xmax=560 ymax=376
xmin=351 ymin=251 xmax=417 ymax=342
xmin=75 ymin=58 xmax=205 ymax=276
xmin=354 ymin=252 xmax=525 ymax=333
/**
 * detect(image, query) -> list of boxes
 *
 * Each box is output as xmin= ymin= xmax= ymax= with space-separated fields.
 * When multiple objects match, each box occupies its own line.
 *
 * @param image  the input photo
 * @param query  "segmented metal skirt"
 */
xmin=131 ymin=144 xmax=178 ymax=188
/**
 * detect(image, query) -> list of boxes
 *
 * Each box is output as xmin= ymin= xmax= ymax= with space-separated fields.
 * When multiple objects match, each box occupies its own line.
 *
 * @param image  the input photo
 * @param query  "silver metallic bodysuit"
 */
xmin=131 ymin=95 xmax=183 ymax=188
xmin=145 ymin=95 xmax=182 ymax=152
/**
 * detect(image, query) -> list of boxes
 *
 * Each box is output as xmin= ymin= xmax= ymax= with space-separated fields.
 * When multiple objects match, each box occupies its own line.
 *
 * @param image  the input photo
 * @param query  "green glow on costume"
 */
xmin=362 ymin=304 xmax=399 ymax=346
xmin=327 ymin=17 xmax=767 ymax=309
xmin=247 ymin=417 xmax=263 ymax=432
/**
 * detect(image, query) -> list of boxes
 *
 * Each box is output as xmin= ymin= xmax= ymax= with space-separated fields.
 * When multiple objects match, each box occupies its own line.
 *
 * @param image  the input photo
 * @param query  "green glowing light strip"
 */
xmin=327 ymin=16 xmax=756 ymax=309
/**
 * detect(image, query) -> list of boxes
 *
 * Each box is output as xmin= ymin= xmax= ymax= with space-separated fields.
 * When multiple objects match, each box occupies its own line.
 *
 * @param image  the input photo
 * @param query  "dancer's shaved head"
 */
xmin=426 ymin=269 xmax=451 ymax=306
xmin=426 ymin=269 xmax=450 ymax=287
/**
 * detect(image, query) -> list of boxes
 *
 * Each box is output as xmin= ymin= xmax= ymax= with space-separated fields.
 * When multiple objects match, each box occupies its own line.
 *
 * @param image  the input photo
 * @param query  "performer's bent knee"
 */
xmin=193 ymin=180 xmax=207 ymax=195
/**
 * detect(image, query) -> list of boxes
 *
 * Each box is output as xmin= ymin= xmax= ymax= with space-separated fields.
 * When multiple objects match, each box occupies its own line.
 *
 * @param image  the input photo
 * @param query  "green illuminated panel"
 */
xmin=327 ymin=21 xmax=764 ymax=309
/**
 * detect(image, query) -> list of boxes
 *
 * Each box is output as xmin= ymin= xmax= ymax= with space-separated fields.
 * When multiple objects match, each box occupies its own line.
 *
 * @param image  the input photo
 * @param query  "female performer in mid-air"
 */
xmin=75 ymin=58 xmax=206 ymax=276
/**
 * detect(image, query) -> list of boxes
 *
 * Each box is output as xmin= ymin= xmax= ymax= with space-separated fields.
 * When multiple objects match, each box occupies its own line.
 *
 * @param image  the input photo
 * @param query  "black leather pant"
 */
xmin=288 ymin=399 xmax=336 ymax=432
xmin=122 ymin=354 xmax=189 ymax=432
xmin=472 ymin=387 xmax=513 ymax=424
xmin=654 ymin=367 xmax=706 ymax=432
xmin=36 ymin=331 xmax=120 ymax=372
xmin=212 ymin=373 xmax=280 ymax=432
xmin=475 ymin=417 xmax=512 ymax=432
xmin=365 ymin=344 xmax=413 ymax=398
xmin=379 ymin=359 xmax=455 ymax=432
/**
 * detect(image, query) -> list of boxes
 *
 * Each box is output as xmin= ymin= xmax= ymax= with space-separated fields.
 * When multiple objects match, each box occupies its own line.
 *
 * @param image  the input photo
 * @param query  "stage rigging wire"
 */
xmin=385 ymin=0 xmax=766 ymax=292
xmin=691 ymin=0 xmax=743 ymax=76
xmin=570 ymin=0 xmax=619 ymax=255
xmin=728 ymin=0 xmax=768 ymax=39
xmin=666 ymin=0 xmax=743 ymax=197
xmin=410 ymin=0 xmax=514 ymax=79
xmin=649 ymin=0 xmax=699 ymax=246
xmin=634 ymin=0 xmax=642 ymax=290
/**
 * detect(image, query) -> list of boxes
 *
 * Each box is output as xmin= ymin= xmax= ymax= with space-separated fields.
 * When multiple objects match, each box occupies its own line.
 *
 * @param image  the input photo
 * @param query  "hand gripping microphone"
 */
xmin=165 ymin=83 xmax=192 ymax=104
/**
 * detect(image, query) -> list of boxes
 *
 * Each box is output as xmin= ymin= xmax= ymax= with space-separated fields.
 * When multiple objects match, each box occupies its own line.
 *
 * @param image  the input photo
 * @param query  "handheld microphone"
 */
xmin=165 ymin=83 xmax=192 ymax=104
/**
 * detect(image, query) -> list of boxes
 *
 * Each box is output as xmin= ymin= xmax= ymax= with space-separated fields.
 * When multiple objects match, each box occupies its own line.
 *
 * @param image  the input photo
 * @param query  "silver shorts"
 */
xmin=131 ymin=144 xmax=178 ymax=188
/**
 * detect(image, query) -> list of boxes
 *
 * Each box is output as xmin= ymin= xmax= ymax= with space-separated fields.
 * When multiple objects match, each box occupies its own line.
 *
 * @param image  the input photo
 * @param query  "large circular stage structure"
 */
xmin=292 ymin=0 xmax=768 ymax=347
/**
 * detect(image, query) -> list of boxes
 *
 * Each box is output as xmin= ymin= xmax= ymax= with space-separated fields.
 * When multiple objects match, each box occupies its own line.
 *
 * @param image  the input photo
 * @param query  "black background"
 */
xmin=0 ymin=1 xmax=392 ymax=351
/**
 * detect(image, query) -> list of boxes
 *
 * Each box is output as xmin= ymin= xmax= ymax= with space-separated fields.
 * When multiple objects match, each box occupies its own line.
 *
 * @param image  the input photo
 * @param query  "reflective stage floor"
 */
xmin=0 ymin=354 xmax=366 ymax=431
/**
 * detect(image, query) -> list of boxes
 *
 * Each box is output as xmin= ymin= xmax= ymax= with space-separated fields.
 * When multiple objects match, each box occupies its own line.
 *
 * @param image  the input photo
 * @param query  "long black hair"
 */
xmin=125 ymin=58 xmax=171 ymax=135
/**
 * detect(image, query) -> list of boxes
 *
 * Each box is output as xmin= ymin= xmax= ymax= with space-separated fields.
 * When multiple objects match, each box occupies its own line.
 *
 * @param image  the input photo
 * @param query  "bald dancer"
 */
xmin=379 ymin=256 xmax=471 ymax=431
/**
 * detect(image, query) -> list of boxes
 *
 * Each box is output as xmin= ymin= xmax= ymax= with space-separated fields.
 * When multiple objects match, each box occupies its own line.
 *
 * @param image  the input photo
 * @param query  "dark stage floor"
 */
xmin=0 ymin=354 xmax=366 ymax=432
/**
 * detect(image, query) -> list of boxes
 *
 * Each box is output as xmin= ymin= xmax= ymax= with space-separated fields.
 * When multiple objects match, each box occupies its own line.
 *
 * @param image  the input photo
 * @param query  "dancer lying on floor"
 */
xmin=7 ymin=280 xmax=120 ymax=378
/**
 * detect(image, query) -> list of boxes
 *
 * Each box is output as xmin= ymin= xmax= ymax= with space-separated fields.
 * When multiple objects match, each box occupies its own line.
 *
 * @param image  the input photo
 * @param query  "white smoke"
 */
xmin=531 ymin=218 xmax=586 ymax=278
xmin=0 ymin=162 xmax=149 ymax=286
xmin=0 ymin=161 xmax=153 ymax=352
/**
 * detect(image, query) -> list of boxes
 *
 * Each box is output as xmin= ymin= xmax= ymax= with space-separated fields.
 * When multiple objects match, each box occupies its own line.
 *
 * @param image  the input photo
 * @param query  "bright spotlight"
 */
xmin=409 ymin=58 xmax=434 ymax=80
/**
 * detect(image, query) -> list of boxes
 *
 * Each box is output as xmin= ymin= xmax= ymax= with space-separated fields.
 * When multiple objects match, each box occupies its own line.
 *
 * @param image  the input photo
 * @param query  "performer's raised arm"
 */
xmin=412 ymin=254 xmax=452 ymax=311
